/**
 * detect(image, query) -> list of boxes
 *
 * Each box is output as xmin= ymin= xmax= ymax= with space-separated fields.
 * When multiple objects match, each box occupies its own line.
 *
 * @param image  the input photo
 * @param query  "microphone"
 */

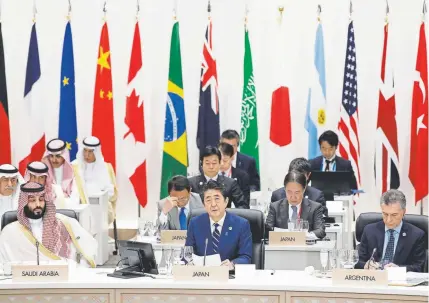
xmin=203 ymin=238 xmax=208 ymax=266
xmin=369 ymin=247 xmax=377 ymax=262
xmin=36 ymin=241 xmax=40 ymax=266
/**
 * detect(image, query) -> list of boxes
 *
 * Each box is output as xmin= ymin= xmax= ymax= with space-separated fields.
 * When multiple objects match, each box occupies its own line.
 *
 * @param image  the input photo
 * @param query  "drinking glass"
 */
xmin=339 ymin=249 xmax=349 ymax=268
xmin=301 ymin=220 xmax=309 ymax=233
xmin=163 ymin=247 xmax=173 ymax=275
xmin=349 ymin=250 xmax=359 ymax=268
xmin=138 ymin=219 xmax=148 ymax=238
xmin=320 ymin=249 xmax=329 ymax=277
xmin=172 ymin=247 xmax=183 ymax=265
xmin=183 ymin=246 xmax=194 ymax=265
xmin=288 ymin=219 xmax=295 ymax=231
xmin=329 ymin=249 xmax=338 ymax=270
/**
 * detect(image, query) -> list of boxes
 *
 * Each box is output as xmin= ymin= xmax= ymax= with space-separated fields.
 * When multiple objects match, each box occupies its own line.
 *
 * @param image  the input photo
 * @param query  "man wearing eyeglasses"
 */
xmin=157 ymin=176 xmax=204 ymax=230
xmin=185 ymin=180 xmax=252 ymax=270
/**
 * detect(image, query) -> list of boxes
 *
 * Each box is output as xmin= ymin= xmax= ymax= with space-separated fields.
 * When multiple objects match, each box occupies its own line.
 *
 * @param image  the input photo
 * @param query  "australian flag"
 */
xmin=196 ymin=20 xmax=220 ymax=152
xmin=58 ymin=22 xmax=78 ymax=160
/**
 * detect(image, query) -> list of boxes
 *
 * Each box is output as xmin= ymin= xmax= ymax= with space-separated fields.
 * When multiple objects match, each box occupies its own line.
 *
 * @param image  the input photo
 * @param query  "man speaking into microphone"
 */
xmin=185 ymin=181 xmax=252 ymax=270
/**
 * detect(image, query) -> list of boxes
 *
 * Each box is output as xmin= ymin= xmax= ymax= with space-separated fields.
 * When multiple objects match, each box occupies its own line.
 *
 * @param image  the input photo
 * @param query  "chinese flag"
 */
xmin=409 ymin=22 xmax=428 ymax=203
xmin=92 ymin=22 xmax=116 ymax=170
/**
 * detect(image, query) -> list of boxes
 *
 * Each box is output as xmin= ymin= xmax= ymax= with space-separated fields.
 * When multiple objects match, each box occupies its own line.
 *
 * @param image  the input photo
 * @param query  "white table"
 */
xmin=0 ymin=268 xmax=426 ymax=302
xmin=87 ymin=192 xmax=109 ymax=266
xmin=265 ymin=241 xmax=336 ymax=270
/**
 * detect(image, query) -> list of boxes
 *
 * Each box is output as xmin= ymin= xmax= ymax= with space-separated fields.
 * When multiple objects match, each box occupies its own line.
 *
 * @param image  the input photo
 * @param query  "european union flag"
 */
xmin=58 ymin=22 xmax=78 ymax=160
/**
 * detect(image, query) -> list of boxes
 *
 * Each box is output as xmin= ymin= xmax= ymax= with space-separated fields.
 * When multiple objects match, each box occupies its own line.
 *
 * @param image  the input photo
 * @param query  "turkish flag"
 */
xmin=92 ymin=22 xmax=116 ymax=170
xmin=270 ymin=86 xmax=292 ymax=146
xmin=409 ymin=22 xmax=428 ymax=203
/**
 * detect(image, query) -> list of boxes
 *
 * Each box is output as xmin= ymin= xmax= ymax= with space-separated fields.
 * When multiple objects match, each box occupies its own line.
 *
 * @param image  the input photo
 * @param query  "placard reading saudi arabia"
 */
xmin=269 ymin=231 xmax=306 ymax=246
xmin=12 ymin=263 xmax=69 ymax=282
xmin=332 ymin=269 xmax=388 ymax=286
xmin=161 ymin=230 xmax=187 ymax=244
xmin=173 ymin=265 xmax=229 ymax=282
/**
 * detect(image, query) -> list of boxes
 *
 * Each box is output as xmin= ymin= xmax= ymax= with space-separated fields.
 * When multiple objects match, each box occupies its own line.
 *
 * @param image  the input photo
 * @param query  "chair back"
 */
xmin=1 ymin=210 xmax=78 ymax=230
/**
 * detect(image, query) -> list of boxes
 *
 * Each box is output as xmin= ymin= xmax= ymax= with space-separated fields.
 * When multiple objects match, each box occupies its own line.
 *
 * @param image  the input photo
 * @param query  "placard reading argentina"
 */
xmin=22 ymin=270 xmax=60 ymax=277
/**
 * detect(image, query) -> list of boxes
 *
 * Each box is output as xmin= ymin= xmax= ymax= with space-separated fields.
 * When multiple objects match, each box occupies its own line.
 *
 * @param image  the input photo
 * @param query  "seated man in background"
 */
xmin=356 ymin=189 xmax=425 ymax=272
xmin=24 ymin=161 xmax=56 ymax=205
xmin=218 ymin=142 xmax=250 ymax=204
xmin=266 ymin=171 xmax=326 ymax=239
xmin=309 ymin=130 xmax=358 ymax=190
xmin=271 ymin=157 xmax=327 ymax=216
xmin=0 ymin=182 xmax=97 ymax=267
xmin=158 ymin=175 xmax=204 ymax=230
xmin=188 ymin=146 xmax=248 ymax=209
xmin=42 ymin=139 xmax=85 ymax=207
xmin=185 ymin=180 xmax=252 ymax=269
xmin=220 ymin=129 xmax=260 ymax=191
xmin=0 ymin=164 xmax=24 ymax=219
xmin=72 ymin=136 xmax=117 ymax=224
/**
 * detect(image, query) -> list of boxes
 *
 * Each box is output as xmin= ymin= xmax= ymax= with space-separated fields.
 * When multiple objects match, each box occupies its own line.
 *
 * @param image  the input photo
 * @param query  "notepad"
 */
xmin=192 ymin=254 xmax=221 ymax=266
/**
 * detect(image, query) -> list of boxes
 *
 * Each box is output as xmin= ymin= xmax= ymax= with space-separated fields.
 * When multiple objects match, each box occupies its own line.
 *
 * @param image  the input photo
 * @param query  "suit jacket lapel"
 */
xmin=394 ymin=223 xmax=407 ymax=264
xmin=300 ymin=198 xmax=311 ymax=221
xmin=376 ymin=223 xmax=385 ymax=261
xmin=202 ymin=214 xmax=215 ymax=255
xmin=280 ymin=200 xmax=289 ymax=228
xmin=197 ymin=175 xmax=206 ymax=193
xmin=236 ymin=152 xmax=242 ymax=169
xmin=219 ymin=212 xmax=231 ymax=253
xmin=169 ymin=207 xmax=180 ymax=230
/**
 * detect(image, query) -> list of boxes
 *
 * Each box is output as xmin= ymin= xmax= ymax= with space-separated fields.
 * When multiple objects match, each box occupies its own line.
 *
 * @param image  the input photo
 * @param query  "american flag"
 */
xmin=338 ymin=21 xmax=361 ymax=188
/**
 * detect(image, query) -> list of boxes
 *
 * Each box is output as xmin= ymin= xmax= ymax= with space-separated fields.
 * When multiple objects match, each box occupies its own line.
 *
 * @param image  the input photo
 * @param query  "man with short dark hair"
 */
xmin=356 ymin=189 xmax=426 ymax=272
xmin=218 ymin=142 xmax=250 ymax=203
xmin=188 ymin=146 xmax=248 ymax=209
xmin=157 ymin=175 xmax=204 ymax=230
xmin=220 ymin=129 xmax=260 ymax=191
xmin=309 ymin=130 xmax=358 ymax=189
xmin=185 ymin=180 xmax=252 ymax=269
xmin=271 ymin=157 xmax=327 ymax=216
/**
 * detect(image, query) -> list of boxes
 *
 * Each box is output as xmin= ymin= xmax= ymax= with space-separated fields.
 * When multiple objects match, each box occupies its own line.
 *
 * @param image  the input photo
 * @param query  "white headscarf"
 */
xmin=0 ymin=164 xmax=25 ymax=213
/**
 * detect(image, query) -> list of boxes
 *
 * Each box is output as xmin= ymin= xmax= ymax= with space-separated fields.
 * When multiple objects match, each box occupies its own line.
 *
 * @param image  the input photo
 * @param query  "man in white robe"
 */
xmin=0 ymin=164 xmax=25 ymax=220
xmin=0 ymin=182 xmax=97 ymax=267
xmin=42 ymin=139 xmax=87 ymax=207
xmin=72 ymin=136 xmax=117 ymax=224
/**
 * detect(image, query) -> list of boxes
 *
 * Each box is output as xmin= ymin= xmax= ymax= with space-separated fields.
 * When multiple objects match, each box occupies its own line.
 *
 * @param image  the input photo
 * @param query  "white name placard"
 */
xmin=269 ymin=231 xmax=306 ymax=246
xmin=160 ymin=230 xmax=187 ymax=244
xmin=332 ymin=269 xmax=388 ymax=286
xmin=173 ymin=265 xmax=229 ymax=282
xmin=12 ymin=263 xmax=69 ymax=282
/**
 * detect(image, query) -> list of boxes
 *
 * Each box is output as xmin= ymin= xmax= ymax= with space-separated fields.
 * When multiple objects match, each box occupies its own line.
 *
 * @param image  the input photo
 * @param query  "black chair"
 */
xmin=190 ymin=208 xmax=265 ymax=269
xmin=355 ymin=212 xmax=428 ymax=272
xmin=1 ymin=210 xmax=78 ymax=230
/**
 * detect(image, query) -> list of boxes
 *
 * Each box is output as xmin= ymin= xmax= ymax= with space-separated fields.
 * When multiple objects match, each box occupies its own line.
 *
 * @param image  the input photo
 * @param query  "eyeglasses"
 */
xmin=175 ymin=197 xmax=188 ymax=202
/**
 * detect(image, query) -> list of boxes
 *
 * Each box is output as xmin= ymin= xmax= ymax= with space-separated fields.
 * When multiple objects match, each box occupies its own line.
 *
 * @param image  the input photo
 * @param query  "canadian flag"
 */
xmin=123 ymin=22 xmax=148 ymax=208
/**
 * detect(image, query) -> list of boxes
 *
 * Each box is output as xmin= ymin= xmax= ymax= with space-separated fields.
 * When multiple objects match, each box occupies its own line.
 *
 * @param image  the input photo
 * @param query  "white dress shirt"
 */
xmin=219 ymin=167 xmax=232 ymax=178
xmin=205 ymin=175 xmax=219 ymax=182
xmin=209 ymin=213 xmax=226 ymax=234
xmin=159 ymin=200 xmax=190 ymax=226
xmin=322 ymin=155 xmax=336 ymax=171
xmin=289 ymin=202 xmax=302 ymax=220
xmin=54 ymin=167 xmax=63 ymax=185
xmin=29 ymin=218 xmax=43 ymax=243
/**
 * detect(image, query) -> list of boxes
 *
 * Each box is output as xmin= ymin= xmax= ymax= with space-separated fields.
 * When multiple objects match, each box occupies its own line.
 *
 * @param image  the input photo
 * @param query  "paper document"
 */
xmin=192 ymin=254 xmax=221 ymax=266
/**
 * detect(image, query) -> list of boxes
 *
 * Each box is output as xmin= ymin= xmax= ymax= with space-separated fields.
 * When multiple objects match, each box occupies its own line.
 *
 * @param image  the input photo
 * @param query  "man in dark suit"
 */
xmin=356 ymin=190 xmax=426 ymax=272
xmin=271 ymin=157 xmax=327 ymax=216
xmin=218 ymin=142 xmax=250 ymax=203
xmin=309 ymin=130 xmax=358 ymax=190
xmin=188 ymin=146 xmax=248 ymax=209
xmin=186 ymin=180 xmax=252 ymax=269
xmin=220 ymin=130 xmax=260 ymax=191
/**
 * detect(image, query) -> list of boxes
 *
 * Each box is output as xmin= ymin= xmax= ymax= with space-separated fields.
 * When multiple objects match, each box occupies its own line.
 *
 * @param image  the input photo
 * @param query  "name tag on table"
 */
xmin=269 ymin=231 xmax=306 ymax=246
xmin=12 ymin=263 xmax=69 ymax=282
xmin=332 ymin=269 xmax=388 ymax=286
xmin=173 ymin=265 xmax=229 ymax=282
xmin=160 ymin=230 xmax=187 ymax=244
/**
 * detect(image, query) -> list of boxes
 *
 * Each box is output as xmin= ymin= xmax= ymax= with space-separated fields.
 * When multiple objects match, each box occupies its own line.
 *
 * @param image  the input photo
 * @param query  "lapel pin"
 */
xmin=229 ymin=226 xmax=232 ymax=231
xmin=402 ymin=232 xmax=406 ymax=237
xmin=199 ymin=182 xmax=203 ymax=186
xmin=225 ymin=232 xmax=228 ymax=236
xmin=234 ymin=178 xmax=237 ymax=181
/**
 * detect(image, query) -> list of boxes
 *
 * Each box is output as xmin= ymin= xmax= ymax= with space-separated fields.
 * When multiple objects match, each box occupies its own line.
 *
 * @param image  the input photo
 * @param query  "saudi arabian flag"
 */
xmin=240 ymin=27 xmax=259 ymax=170
xmin=160 ymin=21 xmax=188 ymax=199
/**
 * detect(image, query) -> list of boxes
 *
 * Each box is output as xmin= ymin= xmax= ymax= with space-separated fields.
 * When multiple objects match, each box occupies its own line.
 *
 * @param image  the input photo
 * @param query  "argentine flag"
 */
xmin=305 ymin=23 xmax=327 ymax=160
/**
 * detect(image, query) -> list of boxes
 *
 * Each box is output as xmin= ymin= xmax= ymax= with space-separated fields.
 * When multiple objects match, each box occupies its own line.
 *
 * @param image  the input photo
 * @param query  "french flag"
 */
xmin=18 ymin=24 xmax=45 ymax=174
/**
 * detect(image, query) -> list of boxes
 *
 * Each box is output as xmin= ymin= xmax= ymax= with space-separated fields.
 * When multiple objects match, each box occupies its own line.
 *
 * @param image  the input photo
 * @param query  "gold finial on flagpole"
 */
xmin=245 ymin=1 xmax=249 ymax=29
xmin=67 ymin=0 xmax=72 ymax=21
xmin=136 ymin=0 xmax=140 ymax=21
xmin=173 ymin=0 xmax=178 ymax=21
xmin=317 ymin=4 xmax=322 ymax=22
xmin=349 ymin=0 xmax=353 ymax=21
xmin=277 ymin=6 xmax=284 ymax=24
xmin=385 ymin=0 xmax=389 ymax=24
xmin=33 ymin=0 xmax=37 ymax=23
xmin=422 ymin=0 xmax=427 ymax=22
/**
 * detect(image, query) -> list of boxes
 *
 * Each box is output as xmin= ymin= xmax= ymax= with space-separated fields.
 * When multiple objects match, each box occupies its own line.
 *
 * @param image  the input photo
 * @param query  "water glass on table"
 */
xmin=301 ymin=220 xmax=309 ymax=233
xmin=329 ymin=249 xmax=338 ymax=270
xmin=320 ymin=249 xmax=329 ymax=277
xmin=172 ymin=247 xmax=183 ymax=265
xmin=183 ymin=246 xmax=194 ymax=265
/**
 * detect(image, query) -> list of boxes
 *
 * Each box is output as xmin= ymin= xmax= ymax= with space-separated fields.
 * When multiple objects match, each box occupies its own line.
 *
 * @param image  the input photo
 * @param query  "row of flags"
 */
xmin=0 ymin=15 xmax=427 ymax=207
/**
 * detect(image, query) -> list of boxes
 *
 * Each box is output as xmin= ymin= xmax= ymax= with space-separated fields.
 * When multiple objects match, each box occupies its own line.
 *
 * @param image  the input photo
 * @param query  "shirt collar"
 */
xmin=385 ymin=220 xmax=403 ymax=233
xmin=210 ymin=212 xmax=226 ymax=228
xmin=205 ymin=174 xmax=218 ymax=182
xmin=178 ymin=201 xmax=190 ymax=212
xmin=220 ymin=166 xmax=232 ymax=178
xmin=324 ymin=155 xmax=336 ymax=162
xmin=289 ymin=201 xmax=302 ymax=212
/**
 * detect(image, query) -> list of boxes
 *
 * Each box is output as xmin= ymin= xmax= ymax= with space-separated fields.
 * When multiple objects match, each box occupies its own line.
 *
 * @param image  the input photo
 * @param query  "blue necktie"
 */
xmin=291 ymin=206 xmax=298 ymax=221
xmin=383 ymin=229 xmax=395 ymax=263
xmin=212 ymin=223 xmax=221 ymax=253
xmin=179 ymin=207 xmax=187 ymax=230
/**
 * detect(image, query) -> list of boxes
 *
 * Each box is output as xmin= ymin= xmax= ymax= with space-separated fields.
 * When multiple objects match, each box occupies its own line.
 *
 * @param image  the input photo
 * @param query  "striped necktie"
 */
xmin=212 ymin=223 xmax=221 ymax=253
xmin=383 ymin=229 xmax=395 ymax=264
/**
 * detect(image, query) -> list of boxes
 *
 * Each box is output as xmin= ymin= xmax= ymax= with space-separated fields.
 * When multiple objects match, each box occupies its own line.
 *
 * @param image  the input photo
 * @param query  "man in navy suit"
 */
xmin=271 ymin=157 xmax=327 ymax=216
xmin=220 ymin=130 xmax=260 ymax=191
xmin=309 ymin=130 xmax=358 ymax=190
xmin=356 ymin=189 xmax=426 ymax=272
xmin=185 ymin=180 xmax=252 ymax=269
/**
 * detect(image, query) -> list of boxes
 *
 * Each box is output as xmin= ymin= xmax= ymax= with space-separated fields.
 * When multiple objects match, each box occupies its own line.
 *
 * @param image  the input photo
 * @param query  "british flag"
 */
xmin=196 ymin=19 xmax=220 ymax=152
xmin=338 ymin=21 xmax=361 ymax=189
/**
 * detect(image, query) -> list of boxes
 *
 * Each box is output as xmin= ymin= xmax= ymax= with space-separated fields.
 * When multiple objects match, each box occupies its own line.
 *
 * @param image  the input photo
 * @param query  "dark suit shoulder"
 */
xmin=309 ymin=156 xmax=323 ymax=170
xmin=362 ymin=221 xmax=385 ymax=235
xmin=226 ymin=211 xmax=249 ymax=226
xmin=306 ymin=198 xmax=323 ymax=209
xmin=271 ymin=198 xmax=287 ymax=209
xmin=403 ymin=221 xmax=425 ymax=237
xmin=335 ymin=156 xmax=352 ymax=168
xmin=190 ymin=212 xmax=209 ymax=225
xmin=271 ymin=188 xmax=286 ymax=201
xmin=237 ymin=152 xmax=255 ymax=163
xmin=306 ymin=186 xmax=323 ymax=197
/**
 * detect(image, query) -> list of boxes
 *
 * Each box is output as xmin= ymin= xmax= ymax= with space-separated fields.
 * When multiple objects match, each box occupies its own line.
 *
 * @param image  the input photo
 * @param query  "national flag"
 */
xmin=18 ymin=24 xmax=45 ymax=175
xmin=58 ymin=22 xmax=78 ymax=161
xmin=240 ymin=27 xmax=260 ymax=170
xmin=92 ymin=23 xmax=116 ymax=170
xmin=160 ymin=20 xmax=188 ymax=198
xmin=123 ymin=22 xmax=148 ymax=207
xmin=338 ymin=21 xmax=361 ymax=189
xmin=0 ymin=23 xmax=11 ymax=164
xmin=305 ymin=23 xmax=327 ymax=160
xmin=409 ymin=22 xmax=428 ymax=203
xmin=196 ymin=19 xmax=219 ymax=152
xmin=270 ymin=87 xmax=292 ymax=147
xmin=375 ymin=24 xmax=400 ymax=194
